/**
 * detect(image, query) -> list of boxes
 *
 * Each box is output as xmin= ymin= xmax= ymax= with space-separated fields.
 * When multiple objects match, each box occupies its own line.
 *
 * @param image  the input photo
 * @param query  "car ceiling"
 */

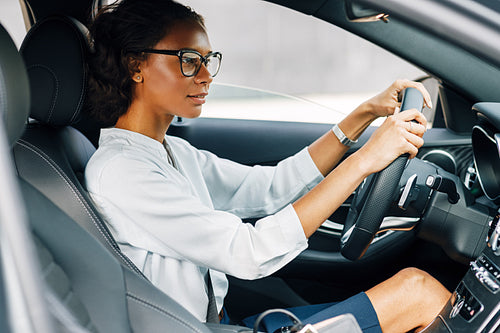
xmin=23 ymin=0 xmax=500 ymax=105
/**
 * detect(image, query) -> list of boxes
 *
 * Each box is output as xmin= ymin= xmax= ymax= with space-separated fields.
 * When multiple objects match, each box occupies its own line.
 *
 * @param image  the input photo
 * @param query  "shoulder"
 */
xmin=85 ymin=143 xmax=162 ymax=192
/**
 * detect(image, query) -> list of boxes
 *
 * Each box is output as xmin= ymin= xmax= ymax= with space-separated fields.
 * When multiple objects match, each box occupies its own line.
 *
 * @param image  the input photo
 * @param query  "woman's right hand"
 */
xmin=356 ymin=108 xmax=428 ymax=176
xmin=294 ymin=108 xmax=427 ymax=238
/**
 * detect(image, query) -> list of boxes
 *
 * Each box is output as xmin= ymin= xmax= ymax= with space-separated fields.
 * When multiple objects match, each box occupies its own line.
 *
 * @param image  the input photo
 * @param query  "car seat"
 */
xmin=13 ymin=15 xmax=146 ymax=279
xmin=1 ymin=17 xmax=250 ymax=333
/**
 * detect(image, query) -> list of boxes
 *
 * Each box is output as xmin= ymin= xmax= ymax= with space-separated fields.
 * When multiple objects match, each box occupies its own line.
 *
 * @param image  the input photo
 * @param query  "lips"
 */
xmin=187 ymin=93 xmax=208 ymax=104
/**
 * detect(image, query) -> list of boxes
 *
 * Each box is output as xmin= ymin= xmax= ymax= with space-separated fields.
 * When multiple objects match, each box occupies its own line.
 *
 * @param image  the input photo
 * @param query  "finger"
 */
xmin=406 ymin=121 xmax=426 ymax=136
xmin=399 ymin=133 xmax=422 ymax=160
xmin=403 ymin=130 xmax=425 ymax=150
xmin=393 ymin=79 xmax=433 ymax=109
xmin=393 ymin=104 xmax=401 ymax=115
xmin=407 ymin=143 xmax=419 ymax=159
xmin=396 ymin=109 xmax=428 ymax=128
xmin=409 ymin=82 xmax=433 ymax=110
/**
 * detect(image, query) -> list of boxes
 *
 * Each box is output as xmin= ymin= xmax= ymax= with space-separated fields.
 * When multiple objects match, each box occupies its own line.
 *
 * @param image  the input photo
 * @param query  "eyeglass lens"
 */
xmin=181 ymin=52 xmax=220 ymax=77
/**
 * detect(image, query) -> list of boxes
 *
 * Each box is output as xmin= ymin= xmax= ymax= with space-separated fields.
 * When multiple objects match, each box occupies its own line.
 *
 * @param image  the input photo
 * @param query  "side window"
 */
xmin=181 ymin=0 xmax=428 ymax=125
xmin=0 ymin=0 xmax=26 ymax=48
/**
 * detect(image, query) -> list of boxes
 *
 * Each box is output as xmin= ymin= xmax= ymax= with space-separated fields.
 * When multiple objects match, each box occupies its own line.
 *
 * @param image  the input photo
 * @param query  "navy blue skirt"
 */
xmin=229 ymin=292 xmax=382 ymax=333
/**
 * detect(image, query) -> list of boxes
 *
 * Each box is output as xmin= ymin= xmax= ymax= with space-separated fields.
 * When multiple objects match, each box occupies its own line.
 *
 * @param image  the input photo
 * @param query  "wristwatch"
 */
xmin=331 ymin=124 xmax=358 ymax=147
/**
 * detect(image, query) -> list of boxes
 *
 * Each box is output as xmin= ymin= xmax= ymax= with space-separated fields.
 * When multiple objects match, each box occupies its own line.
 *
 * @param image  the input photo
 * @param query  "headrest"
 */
xmin=0 ymin=24 xmax=30 ymax=146
xmin=21 ymin=16 xmax=90 ymax=127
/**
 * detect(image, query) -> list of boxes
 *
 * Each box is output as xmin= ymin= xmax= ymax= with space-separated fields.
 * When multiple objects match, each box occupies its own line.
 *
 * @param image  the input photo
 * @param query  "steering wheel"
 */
xmin=340 ymin=88 xmax=424 ymax=261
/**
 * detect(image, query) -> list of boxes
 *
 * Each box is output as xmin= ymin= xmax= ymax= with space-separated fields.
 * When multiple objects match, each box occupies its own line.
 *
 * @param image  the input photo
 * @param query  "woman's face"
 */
xmin=135 ymin=19 xmax=214 ymax=120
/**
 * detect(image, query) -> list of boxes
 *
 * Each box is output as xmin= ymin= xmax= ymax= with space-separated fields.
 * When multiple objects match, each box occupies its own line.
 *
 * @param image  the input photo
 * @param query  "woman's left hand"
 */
xmin=363 ymin=79 xmax=433 ymax=118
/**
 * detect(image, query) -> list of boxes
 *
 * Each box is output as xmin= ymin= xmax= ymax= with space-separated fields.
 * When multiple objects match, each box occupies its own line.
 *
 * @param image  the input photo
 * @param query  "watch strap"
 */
xmin=332 ymin=124 xmax=358 ymax=147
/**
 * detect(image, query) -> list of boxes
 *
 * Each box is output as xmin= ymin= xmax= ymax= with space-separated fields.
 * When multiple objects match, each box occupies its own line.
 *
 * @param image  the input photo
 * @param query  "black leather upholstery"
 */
xmin=13 ymin=126 xmax=148 ymax=277
xmin=21 ymin=16 xmax=87 ymax=126
xmin=15 ymin=15 xmax=146 ymax=278
xmin=22 ymin=177 xmax=214 ymax=333
xmin=0 ymin=24 xmax=30 ymax=146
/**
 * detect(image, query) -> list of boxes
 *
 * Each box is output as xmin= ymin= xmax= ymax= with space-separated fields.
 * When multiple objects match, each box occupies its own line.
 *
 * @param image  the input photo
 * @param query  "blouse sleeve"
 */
xmin=170 ymin=137 xmax=324 ymax=218
xmin=89 ymin=154 xmax=310 ymax=280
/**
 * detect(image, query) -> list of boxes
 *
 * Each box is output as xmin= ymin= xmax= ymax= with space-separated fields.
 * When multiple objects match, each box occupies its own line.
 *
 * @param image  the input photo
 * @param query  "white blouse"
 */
xmin=84 ymin=128 xmax=323 ymax=322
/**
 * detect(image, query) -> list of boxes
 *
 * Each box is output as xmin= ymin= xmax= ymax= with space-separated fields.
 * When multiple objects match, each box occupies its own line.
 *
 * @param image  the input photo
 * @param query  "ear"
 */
xmin=128 ymin=55 xmax=144 ymax=83
xmin=132 ymin=70 xmax=143 ymax=83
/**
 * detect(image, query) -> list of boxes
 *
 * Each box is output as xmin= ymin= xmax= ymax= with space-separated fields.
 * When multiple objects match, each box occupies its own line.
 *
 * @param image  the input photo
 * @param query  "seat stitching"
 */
xmin=126 ymin=292 xmax=204 ymax=333
xmin=17 ymin=139 xmax=145 ymax=277
xmin=63 ymin=18 xmax=87 ymax=124
xmin=17 ymin=140 xmax=134 ymax=269
xmin=26 ymin=64 xmax=59 ymax=123
xmin=17 ymin=140 xmax=115 ymax=244
xmin=18 ymin=139 xmax=141 ymax=275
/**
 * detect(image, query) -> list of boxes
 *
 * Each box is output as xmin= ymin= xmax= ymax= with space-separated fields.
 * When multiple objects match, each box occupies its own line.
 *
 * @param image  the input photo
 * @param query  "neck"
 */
xmin=115 ymin=103 xmax=174 ymax=143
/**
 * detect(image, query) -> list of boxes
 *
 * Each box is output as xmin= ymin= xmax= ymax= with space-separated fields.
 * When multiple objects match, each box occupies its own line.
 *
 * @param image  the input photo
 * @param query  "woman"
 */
xmin=84 ymin=0 xmax=450 ymax=332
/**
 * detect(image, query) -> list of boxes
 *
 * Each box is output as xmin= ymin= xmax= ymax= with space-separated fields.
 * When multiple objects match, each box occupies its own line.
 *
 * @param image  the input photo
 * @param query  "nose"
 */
xmin=194 ymin=63 xmax=213 ymax=85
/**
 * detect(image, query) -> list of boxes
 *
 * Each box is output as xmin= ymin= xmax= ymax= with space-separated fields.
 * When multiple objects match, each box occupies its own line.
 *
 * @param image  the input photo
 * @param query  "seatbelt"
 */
xmin=206 ymin=270 xmax=220 ymax=323
xmin=163 ymin=140 xmax=178 ymax=170
xmin=163 ymin=140 xmax=220 ymax=323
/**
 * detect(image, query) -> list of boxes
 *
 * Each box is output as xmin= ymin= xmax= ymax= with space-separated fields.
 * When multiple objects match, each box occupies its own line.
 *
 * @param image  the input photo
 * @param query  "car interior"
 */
xmin=0 ymin=0 xmax=499 ymax=332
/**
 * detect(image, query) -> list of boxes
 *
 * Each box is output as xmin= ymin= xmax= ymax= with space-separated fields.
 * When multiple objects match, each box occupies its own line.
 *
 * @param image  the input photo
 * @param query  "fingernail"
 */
xmin=427 ymin=99 xmax=433 ymax=109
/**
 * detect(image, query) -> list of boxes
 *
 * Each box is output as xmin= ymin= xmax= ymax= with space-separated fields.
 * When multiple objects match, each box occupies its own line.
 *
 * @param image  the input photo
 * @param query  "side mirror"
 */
xmin=345 ymin=0 xmax=389 ymax=23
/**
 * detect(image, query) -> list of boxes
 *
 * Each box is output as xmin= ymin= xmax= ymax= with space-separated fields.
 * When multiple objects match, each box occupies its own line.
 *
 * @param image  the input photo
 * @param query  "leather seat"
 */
xmin=14 ymin=15 xmax=146 ymax=279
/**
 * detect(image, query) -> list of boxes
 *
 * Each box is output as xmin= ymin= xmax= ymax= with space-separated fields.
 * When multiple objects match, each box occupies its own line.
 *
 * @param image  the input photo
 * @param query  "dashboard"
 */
xmin=423 ymin=102 xmax=500 ymax=332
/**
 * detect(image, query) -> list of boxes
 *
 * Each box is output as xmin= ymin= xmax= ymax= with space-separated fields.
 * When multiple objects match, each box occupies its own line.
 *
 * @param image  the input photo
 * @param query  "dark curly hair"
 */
xmin=87 ymin=0 xmax=204 ymax=125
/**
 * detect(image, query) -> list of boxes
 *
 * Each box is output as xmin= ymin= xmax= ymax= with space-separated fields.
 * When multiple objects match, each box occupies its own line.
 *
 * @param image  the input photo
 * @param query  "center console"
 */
xmin=424 ymin=213 xmax=500 ymax=332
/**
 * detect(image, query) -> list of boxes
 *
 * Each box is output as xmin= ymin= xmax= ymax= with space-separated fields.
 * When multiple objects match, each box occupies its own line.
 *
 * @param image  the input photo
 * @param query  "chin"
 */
xmin=183 ymin=108 xmax=203 ymax=119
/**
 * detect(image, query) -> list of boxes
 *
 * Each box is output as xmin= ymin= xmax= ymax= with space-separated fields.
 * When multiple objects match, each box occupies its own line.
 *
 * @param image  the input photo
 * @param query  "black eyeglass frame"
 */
xmin=139 ymin=49 xmax=222 ymax=77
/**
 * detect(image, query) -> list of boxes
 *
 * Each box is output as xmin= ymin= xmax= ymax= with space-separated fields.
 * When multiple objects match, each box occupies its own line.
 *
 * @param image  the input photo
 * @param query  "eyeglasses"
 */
xmin=140 ymin=49 xmax=222 ymax=77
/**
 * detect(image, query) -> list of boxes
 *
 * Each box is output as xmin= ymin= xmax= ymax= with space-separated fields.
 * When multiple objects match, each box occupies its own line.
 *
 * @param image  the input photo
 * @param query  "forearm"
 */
xmin=308 ymin=102 xmax=376 ymax=176
xmin=293 ymin=151 xmax=371 ymax=238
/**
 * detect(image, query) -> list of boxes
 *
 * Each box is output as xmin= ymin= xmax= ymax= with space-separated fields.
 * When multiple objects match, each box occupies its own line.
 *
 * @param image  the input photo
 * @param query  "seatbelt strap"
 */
xmin=162 ymin=140 xmax=178 ymax=170
xmin=206 ymin=270 xmax=220 ymax=323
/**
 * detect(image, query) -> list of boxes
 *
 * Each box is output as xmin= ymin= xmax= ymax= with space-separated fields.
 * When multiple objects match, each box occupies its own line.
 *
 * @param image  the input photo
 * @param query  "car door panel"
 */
xmin=168 ymin=117 xmax=336 ymax=165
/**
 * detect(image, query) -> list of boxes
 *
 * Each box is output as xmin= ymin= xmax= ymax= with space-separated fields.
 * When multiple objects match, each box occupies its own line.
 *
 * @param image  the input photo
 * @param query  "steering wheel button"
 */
xmin=425 ymin=175 xmax=435 ymax=187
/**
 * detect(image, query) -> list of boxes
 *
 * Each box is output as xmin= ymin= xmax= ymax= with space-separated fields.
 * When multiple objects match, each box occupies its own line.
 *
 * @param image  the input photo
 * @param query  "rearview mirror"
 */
xmin=345 ymin=0 xmax=389 ymax=22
